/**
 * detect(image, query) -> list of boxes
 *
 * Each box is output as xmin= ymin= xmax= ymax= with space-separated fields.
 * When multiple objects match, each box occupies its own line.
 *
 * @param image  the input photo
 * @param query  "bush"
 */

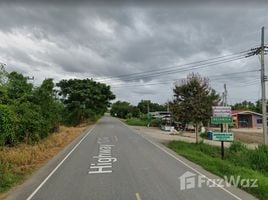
xmin=229 ymin=141 xmax=247 ymax=153
xmin=125 ymin=118 xmax=148 ymax=126
xmin=249 ymin=145 xmax=268 ymax=173
xmin=149 ymin=118 xmax=161 ymax=127
xmin=0 ymin=105 xmax=16 ymax=146
xmin=200 ymin=132 xmax=209 ymax=139
xmin=168 ymin=141 xmax=268 ymax=200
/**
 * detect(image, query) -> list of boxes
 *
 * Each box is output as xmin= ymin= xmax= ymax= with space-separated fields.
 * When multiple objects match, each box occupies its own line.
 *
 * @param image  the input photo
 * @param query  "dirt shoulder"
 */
xmin=131 ymin=126 xmax=259 ymax=149
xmin=0 ymin=124 xmax=92 ymax=200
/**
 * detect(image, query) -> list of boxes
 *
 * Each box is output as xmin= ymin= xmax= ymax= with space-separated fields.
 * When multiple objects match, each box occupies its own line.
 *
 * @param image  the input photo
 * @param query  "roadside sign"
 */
xmin=212 ymin=132 xmax=234 ymax=142
xmin=212 ymin=106 xmax=231 ymax=117
xmin=211 ymin=116 xmax=233 ymax=124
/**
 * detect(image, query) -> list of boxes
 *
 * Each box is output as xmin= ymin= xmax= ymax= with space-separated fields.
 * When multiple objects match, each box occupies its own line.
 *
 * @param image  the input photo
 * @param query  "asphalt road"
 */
xmin=9 ymin=116 xmax=257 ymax=200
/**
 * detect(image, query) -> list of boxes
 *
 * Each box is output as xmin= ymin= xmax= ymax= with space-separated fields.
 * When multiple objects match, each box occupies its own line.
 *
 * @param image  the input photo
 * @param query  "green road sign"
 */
xmin=211 ymin=116 xmax=233 ymax=124
xmin=212 ymin=132 xmax=234 ymax=142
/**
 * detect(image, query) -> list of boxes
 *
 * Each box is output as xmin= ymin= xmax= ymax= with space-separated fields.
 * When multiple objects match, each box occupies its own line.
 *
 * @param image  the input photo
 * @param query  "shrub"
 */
xmin=125 ymin=118 xmax=148 ymax=126
xmin=150 ymin=118 xmax=161 ymax=127
xmin=0 ymin=105 xmax=16 ymax=146
xmin=249 ymin=145 xmax=268 ymax=173
xmin=229 ymin=141 xmax=247 ymax=153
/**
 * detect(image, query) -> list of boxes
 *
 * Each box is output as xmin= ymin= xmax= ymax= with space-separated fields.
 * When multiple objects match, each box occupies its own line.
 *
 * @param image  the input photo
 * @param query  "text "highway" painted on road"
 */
xmin=88 ymin=137 xmax=117 ymax=174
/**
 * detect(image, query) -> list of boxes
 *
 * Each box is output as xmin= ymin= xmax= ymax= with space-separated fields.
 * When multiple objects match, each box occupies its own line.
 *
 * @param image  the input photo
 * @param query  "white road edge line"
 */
xmin=119 ymin=120 xmax=242 ymax=200
xmin=26 ymin=125 xmax=96 ymax=200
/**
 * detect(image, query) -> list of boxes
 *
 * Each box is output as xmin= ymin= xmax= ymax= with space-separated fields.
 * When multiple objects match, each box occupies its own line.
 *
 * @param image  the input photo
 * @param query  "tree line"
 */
xmin=110 ymin=100 xmax=167 ymax=119
xmin=0 ymin=66 xmax=115 ymax=146
xmin=231 ymin=100 xmax=262 ymax=113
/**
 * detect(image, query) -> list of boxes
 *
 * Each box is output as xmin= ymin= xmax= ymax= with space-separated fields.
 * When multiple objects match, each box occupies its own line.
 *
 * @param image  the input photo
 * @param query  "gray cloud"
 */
xmin=0 ymin=3 xmax=267 ymax=104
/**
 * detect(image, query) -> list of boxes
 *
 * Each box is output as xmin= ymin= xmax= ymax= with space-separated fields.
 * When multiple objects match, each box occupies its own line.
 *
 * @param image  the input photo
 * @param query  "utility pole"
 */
xmin=147 ymin=101 xmax=150 ymax=115
xmin=224 ymin=84 xmax=229 ymax=133
xmin=260 ymin=27 xmax=268 ymax=145
xmin=220 ymin=84 xmax=227 ymax=159
xmin=224 ymin=84 xmax=227 ymax=106
xmin=147 ymin=101 xmax=150 ymax=127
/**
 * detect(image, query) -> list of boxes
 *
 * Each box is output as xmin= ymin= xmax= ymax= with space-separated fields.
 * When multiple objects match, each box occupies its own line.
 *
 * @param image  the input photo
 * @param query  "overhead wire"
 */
xmin=96 ymin=49 xmax=252 ymax=84
xmin=107 ymin=55 xmax=250 ymax=86
xmin=111 ymin=69 xmax=260 ymax=89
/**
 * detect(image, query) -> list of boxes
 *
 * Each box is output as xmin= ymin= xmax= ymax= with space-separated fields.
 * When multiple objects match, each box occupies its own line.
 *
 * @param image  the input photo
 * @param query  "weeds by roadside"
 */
xmin=168 ymin=140 xmax=268 ymax=200
xmin=0 ymin=125 xmax=90 ymax=195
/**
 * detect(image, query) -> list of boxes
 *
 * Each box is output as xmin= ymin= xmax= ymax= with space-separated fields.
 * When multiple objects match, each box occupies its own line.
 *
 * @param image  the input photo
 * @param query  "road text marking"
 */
xmin=135 ymin=193 xmax=142 ymax=200
xmin=88 ymin=137 xmax=117 ymax=174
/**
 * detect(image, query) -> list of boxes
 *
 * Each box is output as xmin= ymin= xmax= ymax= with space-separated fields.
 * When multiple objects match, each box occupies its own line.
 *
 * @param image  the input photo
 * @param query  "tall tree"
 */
xmin=110 ymin=101 xmax=132 ymax=119
xmin=57 ymin=79 xmax=115 ymax=125
xmin=231 ymin=100 xmax=257 ymax=112
xmin=170 ymin=73 xmax=220 ymax=143
xmin=137 ymin=100 xmax=167 ymax=114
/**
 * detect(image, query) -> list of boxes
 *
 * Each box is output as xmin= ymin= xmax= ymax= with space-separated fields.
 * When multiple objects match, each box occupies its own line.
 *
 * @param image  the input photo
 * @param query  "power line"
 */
xmin=96 ymin=50 xmax=252 ymax=83
xmin=107 ymin=55 xmax=249 ymax=85
xmin=111 ymin=69 xmax=260 ymax=88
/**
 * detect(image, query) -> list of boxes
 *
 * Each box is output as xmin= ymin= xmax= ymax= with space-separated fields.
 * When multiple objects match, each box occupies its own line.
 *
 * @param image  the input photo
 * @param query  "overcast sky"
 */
xmin=0 ymin=2 xmax=267 ymax=105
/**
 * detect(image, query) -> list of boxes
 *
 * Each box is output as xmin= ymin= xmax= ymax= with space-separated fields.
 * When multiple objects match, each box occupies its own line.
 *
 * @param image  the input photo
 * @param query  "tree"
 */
xmin=231 ymin=101 xmax=257 ymax=112
xmin=57 ymin=79 xmax=115 ymax=125
xmin=137 ymin=100 xmax=167 ymax=114
xmin=32 ymin=79 xmax=64 ymax=133
xmin=170 ymin=73 xmax=220 ymax=143
xmin=110 ymin=101 xmax=132 ymax=119
xmin=0 ymin=68 xmax=64 ymax=145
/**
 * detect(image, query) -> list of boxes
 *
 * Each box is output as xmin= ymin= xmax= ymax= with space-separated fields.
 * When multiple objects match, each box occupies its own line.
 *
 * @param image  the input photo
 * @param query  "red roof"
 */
xmin=231 ymin=110 xmax=244 ymax=115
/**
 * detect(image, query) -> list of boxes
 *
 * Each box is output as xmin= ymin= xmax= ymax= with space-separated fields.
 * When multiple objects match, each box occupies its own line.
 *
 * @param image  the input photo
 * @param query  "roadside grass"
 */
xmin=125 ymin=117 xmax=161 ymax=127
xmin=0 ymin=124 xmax=90 ymax=196
xmin=125 ymin=118 xmax=148 ymax=126
xmin=167 ymin=141 xmax=268 ymax=200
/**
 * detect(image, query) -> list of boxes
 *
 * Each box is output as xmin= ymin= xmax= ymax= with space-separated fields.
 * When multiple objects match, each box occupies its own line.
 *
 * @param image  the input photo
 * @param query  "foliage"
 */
xmin=110 ymin=101 xmax=141 ymax=119
xmin=229 ymin=141 xmax=248 ymax=153
xmin=150 ymin=118 xmax=161 ymax=127
xmin=137 ymin=100 xmax=167 ymax=114
xmin=170 ymin=73 xmax=220 ymax=127
xmin=0 ymin=67 xmax=111 ymax=145
xmin=125 ymin=118 xmax=148 ymax=126
xmin=232 ymin=100 xmax=260 ymax=113
xmin=168 ymin=141 xmax=268 ymax=200
xmin=0 ymin=105 xmax=16 ymax=145
xmin=57 ymin=78 xmax=115 ymax=125
xmin=248 ymin=145 xmax=268 ymax=173
xmin=110 ymin=101 xmax=132 ymax=118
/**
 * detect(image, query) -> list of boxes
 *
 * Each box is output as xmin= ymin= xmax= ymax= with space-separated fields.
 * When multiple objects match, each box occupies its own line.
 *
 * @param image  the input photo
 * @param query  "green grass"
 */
xmin=0 ymin=171 xmax=23 ymax=193
xmin=168 ymin=141 xmax=268 ymax=200
xmin=125 ymin=118 xmax=148 ymax=126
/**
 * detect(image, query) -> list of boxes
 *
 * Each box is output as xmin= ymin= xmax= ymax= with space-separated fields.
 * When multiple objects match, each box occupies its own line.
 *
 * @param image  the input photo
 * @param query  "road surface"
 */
xmin=9 ymin=116 xmax=256 ymax=200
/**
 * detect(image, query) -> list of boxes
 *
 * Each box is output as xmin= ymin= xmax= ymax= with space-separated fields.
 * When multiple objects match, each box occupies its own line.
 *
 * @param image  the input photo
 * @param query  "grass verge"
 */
xmin=167 ymin=141 xmax=268 ymax=200
xmin=0 ymin=124 xmax=90 ymax=197
xmin=125 ymin=118 xmax=148 ymax=126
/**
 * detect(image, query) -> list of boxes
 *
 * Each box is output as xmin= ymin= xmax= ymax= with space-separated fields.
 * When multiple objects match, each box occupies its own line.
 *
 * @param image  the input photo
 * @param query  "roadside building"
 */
xmin=231 ymin=110 xmax=263 ymax=128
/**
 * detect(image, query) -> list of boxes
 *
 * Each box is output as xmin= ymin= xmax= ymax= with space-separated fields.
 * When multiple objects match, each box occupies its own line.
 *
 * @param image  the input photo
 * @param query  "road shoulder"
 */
xmin=122 ymin=122 xmax=258 ymax=200
xmin=5 ymin=126 xmax=93 ymax=200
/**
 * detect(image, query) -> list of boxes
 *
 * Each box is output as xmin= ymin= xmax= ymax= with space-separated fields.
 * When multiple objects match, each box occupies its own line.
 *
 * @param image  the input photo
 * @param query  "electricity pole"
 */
xmin=260 ymin=27 xmax=268 ymax=145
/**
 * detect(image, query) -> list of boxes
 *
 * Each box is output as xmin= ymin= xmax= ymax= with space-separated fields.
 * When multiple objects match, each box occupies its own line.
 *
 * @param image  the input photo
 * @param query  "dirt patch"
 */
xmin=234 ymin=132 xmax=263 ymax=144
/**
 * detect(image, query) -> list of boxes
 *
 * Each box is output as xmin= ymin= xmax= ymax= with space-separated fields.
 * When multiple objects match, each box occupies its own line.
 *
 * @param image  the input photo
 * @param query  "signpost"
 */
xmin=212 ymin=132 xmax=234 ymax=142
xmin=211 ymin=106 xmax=233 ymax=159
xmin=211 ymin=116 xmax=233 ymax=124
xmin=212 ymin=106 xmax=231 ymax=117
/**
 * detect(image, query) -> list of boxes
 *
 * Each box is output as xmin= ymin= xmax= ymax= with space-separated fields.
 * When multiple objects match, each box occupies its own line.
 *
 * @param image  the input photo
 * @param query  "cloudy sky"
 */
xmin=0 ymin=2 xmax=267 ymax=105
